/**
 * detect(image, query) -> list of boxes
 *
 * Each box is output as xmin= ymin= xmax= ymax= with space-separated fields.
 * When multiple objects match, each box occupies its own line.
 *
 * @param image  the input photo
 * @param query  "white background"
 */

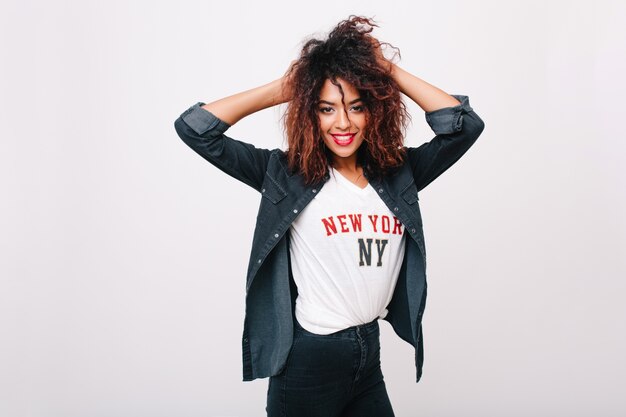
xmin=2 ymin=0 xmax=625 ymax=416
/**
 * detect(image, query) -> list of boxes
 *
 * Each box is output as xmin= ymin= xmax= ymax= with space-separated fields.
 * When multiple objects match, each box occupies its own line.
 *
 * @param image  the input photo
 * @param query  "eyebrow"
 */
xmin=318 ymin=98 xmax=363 ymax=105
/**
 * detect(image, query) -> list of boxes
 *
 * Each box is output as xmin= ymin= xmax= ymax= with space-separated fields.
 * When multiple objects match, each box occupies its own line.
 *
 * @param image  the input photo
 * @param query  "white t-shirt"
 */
xmin=289 ymin=167 xmax=407 ymax=335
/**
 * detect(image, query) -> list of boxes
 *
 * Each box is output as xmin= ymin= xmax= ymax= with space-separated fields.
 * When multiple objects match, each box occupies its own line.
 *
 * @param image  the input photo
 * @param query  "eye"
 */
xmin=319 ymin=105 xmax=364 ymax=114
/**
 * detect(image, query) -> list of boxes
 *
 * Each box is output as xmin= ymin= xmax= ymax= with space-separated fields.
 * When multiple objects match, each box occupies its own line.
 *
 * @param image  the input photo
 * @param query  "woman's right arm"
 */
xmin=174 ymin=74 xmax=291 ymax=192
xmin=201 ymin=77 xmax=290 ymax=126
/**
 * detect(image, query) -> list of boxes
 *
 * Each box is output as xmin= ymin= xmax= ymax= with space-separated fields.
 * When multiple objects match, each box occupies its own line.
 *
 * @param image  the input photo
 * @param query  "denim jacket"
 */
xmin=174 ymin=94 xmax=485 ymax=383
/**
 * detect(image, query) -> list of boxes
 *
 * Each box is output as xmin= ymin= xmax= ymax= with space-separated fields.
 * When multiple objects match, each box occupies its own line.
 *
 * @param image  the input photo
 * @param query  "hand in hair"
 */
xmin=279 ymin=59 xmax=298 ymax=102
xmin=366 ymin=35 xmax=393 ymax=73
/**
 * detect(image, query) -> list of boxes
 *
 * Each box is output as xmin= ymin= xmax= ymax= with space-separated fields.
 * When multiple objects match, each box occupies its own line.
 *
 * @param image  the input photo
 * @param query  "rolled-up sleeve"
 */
xmin=174 ymin=102 xmax=274 ymax=192
xmin=180 ymin=102 xmax=232 ymax=137
xmin=406 ymin=94 xmax=485 ymax=192
xmin=424 ymin=95 xmax=473 ymax=135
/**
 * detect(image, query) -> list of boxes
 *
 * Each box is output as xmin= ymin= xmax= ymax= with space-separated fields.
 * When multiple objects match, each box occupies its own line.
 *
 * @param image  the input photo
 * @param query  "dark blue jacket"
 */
xmin=174 ymin=94 xmax=485 ymax=382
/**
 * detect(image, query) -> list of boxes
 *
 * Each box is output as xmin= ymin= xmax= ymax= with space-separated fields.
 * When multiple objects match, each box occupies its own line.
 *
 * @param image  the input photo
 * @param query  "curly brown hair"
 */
xmin=280 ymin=15 xmax=411 ymax=186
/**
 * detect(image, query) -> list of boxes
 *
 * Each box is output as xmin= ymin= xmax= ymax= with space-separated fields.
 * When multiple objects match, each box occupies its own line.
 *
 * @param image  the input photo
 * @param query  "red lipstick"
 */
xmin=331 ymin=133 xmax=356 ymax=146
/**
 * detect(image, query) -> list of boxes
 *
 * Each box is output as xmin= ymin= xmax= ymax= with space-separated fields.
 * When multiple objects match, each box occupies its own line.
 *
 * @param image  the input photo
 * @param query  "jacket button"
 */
xmin=243 ymin=338 xmax=248 ymax=342
xmin=293 ymin=209 xmax=298 ymax=213
xmin=257 ymin=259 xmax=262 ymax=263
xmin=312 ymin=189 xmax=317 ymax=193
xmin=378 ymin=188 xmax=384 ymax=193
xmin=394 ymin=207 xmax=398 ymax=211
xmin=411 ymin=228 xmax=416 ymax=233
xmin=274 ymin=233 xmax=279 ymax=238
xmin=262 ymin=188 xmax=266 ymax=193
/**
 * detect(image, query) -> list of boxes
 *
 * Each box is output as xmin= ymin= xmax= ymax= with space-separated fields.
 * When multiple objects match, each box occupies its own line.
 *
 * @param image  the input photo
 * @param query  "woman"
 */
xmin=174 ymin=15 xmax=485 ymax=417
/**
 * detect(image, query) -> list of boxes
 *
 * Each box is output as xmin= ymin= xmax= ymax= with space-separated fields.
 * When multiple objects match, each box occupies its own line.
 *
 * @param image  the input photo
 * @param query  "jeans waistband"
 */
xmin=294 ymin=315 xmax=379 ymax=339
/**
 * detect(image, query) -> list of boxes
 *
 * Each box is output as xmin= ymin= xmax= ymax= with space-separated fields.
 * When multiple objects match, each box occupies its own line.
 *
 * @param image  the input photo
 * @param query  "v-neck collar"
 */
xmin=330 ymin=167 xmax=373 ymax=195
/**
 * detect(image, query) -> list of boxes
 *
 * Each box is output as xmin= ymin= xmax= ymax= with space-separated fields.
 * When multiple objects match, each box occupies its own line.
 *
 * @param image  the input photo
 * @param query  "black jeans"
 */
xmin=266 ymin=315 xmax=395 ymax=416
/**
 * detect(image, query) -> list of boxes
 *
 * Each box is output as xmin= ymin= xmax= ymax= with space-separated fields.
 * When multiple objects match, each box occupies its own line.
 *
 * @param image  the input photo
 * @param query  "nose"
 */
xmin=334 ymin=108 xmax=352 ymax=130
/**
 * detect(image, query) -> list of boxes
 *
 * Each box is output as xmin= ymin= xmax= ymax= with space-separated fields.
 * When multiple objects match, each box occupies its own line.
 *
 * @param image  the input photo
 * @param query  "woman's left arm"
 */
xmin=368 ymin=37 xmax=485 ymax=190
xmin=367 ymin=36 xmax=460 ymax=111
xmin=390 ymin=64 xmax=461 ymax=112
xmin=389 ymin=66 xmax=485 ymax=192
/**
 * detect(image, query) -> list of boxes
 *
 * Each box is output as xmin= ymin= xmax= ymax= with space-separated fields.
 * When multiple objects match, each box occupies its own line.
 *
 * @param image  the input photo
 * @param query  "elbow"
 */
xmin=174 ymin=117 xmax=185 ymax=140
xmin=174 ymin=116 xmax=198 ymax=150
xmin=465 ymin=110 xmax=485 ymax=140
xmin=174 ymin=116 xmax=196 ymax=144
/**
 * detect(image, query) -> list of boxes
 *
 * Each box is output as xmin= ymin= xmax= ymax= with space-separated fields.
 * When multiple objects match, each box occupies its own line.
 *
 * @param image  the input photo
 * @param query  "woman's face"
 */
xmin=317 ymin=78 xmax=367 ymax=167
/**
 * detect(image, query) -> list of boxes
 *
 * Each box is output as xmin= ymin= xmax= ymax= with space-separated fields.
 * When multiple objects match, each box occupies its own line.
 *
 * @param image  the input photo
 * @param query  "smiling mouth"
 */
xmin=331 ymin=134 xmax=356 ymax=146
